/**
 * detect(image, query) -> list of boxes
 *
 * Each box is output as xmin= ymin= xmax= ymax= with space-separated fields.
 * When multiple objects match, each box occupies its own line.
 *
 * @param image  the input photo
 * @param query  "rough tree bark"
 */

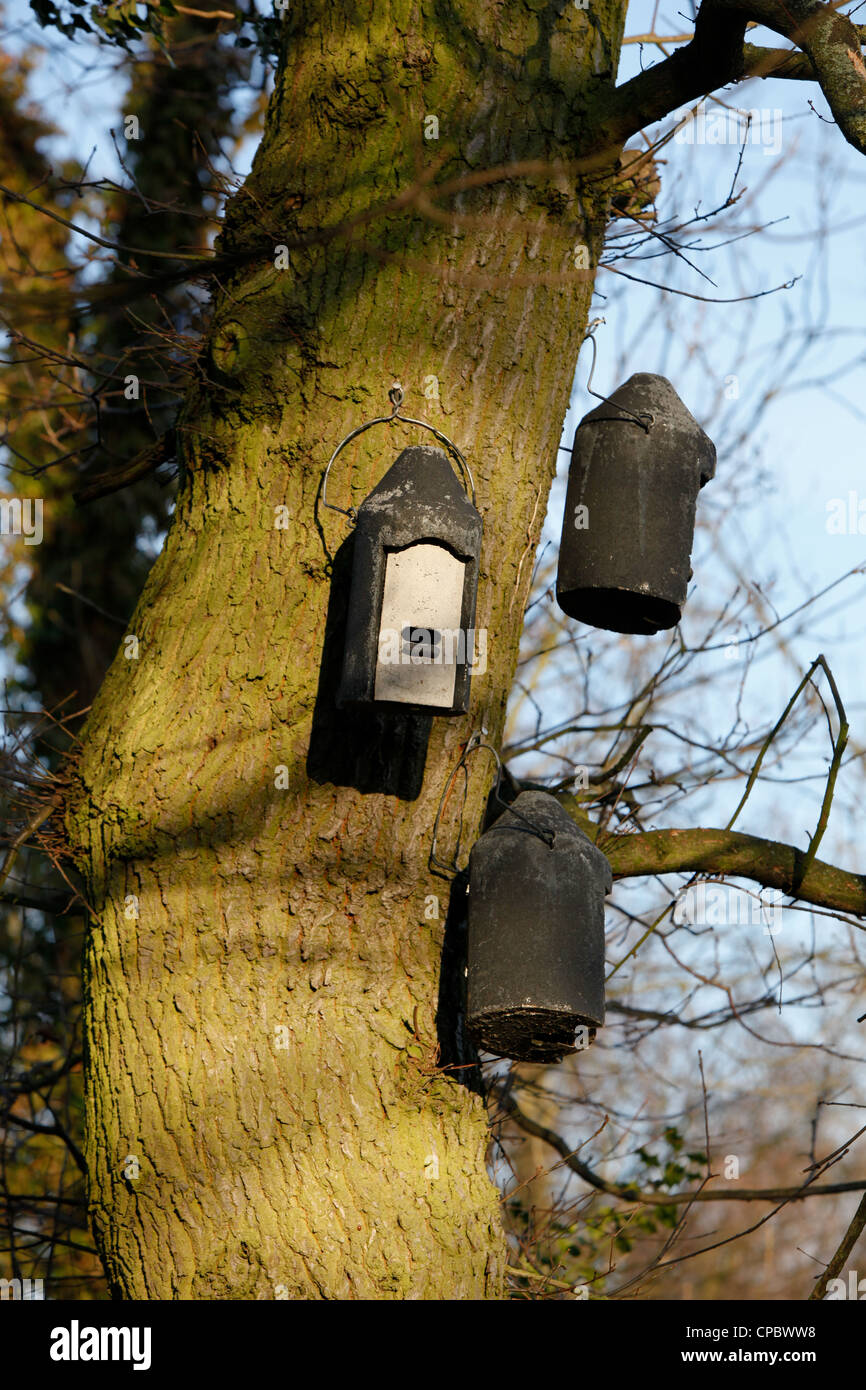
xmin=65 ymin=1 xmax=631 ymax=1298
xmin=55 ymin=0 xmax=866 ymax=1300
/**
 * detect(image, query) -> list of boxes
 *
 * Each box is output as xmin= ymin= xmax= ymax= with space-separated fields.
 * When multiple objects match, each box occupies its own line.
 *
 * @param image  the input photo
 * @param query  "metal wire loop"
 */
xmin=430 ymin=732 xmax=555 ymax=878
xmin=321 ymin=384 xmax=478 ymax=521
xmin=584 ymin=320 xmax=653 ymax=432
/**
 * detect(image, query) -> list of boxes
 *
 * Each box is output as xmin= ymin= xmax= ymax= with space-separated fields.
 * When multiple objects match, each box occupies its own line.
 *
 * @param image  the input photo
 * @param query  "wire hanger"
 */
xmin=430 ymin=731 xmax=555 ymax=878
xmin=321 ymin=384 xmax=478 ymax=522
xmin=583 ymin=318 xmax=653 ymax=432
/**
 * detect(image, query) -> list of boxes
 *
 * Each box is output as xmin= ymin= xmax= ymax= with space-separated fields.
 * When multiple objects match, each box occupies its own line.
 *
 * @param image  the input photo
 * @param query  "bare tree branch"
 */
xmin=809 ymin=1192 xmax=866 ymax=1298
xmin=575 ymin=818 xmax=866 ymax=918
xmin=595 ymin=0 xmax=866 ymax=155
xmin=494 ymin=1087 xmax=866 ymax=1205
xmin=73 ymin=427 xmax=176 ymax=505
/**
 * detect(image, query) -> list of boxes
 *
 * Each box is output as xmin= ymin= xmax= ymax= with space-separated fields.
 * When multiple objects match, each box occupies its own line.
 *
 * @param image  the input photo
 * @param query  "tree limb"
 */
xmin=3 ymin=1111 xmax=88 ymax=1176
xmin=809 ymin=1192 xmax=866 ymax=1298
xmin=594 ymin=0 xmax=866 ymax=155
xmin=607 ymin=827 xmax=866 ymax=916
xmin=742 ymin=42 xmax=818 ymax=79
xmin=0 ymin=1055 xmax=83 ymax=1098
xmin=717 ymin=0 xmax=866 ymax=151
xmin=556 ymin=798 xmax=866 ymax=918
xmin=73 ymin=427 xmax=176 ymax=504
xmin=594 ymin=5 xmax=750 ymax=152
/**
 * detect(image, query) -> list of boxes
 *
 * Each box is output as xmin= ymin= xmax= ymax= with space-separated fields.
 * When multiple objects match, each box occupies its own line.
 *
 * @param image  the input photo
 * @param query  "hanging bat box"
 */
xmin=336 ymin=445 xmax=483 ymax=716
xmin=466 ymin=791 xmax=612 ymax=1064
xmin=556 ymin=373 xmax=716 ymax=635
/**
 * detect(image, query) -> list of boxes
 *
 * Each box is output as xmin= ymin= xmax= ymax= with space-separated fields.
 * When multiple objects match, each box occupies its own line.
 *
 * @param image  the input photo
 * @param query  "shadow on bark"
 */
xmin=306 ymin=531 xmax=432 ymax=798
xmin=435 ymin=868 xmax=484 ymax=1094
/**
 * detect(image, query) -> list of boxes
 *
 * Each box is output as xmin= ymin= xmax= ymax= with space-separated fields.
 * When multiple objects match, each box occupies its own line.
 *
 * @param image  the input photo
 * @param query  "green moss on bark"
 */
xmin=67 ymin=0 xmax=629 ymax=1300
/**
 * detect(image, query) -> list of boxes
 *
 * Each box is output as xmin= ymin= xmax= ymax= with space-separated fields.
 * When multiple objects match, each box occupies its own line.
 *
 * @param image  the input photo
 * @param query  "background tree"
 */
xmin=0 ymin=0 xmax=255 ymax=1295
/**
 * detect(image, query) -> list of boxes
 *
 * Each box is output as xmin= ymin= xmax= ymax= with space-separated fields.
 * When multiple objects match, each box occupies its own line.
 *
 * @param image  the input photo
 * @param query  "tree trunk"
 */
xmin=66 ymin=0 xmax=627 ymax=1299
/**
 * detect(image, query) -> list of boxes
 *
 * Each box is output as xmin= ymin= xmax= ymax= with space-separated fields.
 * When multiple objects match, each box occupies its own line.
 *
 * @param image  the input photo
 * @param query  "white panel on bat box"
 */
xmin=374 ymin=543 xmax=465 ymax=707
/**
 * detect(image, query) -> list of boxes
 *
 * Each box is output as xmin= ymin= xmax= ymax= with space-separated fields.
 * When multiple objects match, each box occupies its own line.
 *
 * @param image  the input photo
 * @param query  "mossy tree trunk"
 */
xmin=67 ymin=0 xmax=628 ymax=1299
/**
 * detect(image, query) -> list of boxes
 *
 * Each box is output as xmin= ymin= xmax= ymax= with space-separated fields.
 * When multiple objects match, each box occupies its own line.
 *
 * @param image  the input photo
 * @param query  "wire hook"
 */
xmin=430 ymin=732 xmax=555 ymax=878
xmin=321 ymin=383 xmax=478 ymax=521
xmin=583 ymin=320 xmax=653 ymax=432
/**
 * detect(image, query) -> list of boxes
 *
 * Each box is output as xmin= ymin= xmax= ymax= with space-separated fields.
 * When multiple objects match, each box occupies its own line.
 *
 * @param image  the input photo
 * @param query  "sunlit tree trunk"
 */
xmin=67 ymin=0 xmax=627 ymax=1299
